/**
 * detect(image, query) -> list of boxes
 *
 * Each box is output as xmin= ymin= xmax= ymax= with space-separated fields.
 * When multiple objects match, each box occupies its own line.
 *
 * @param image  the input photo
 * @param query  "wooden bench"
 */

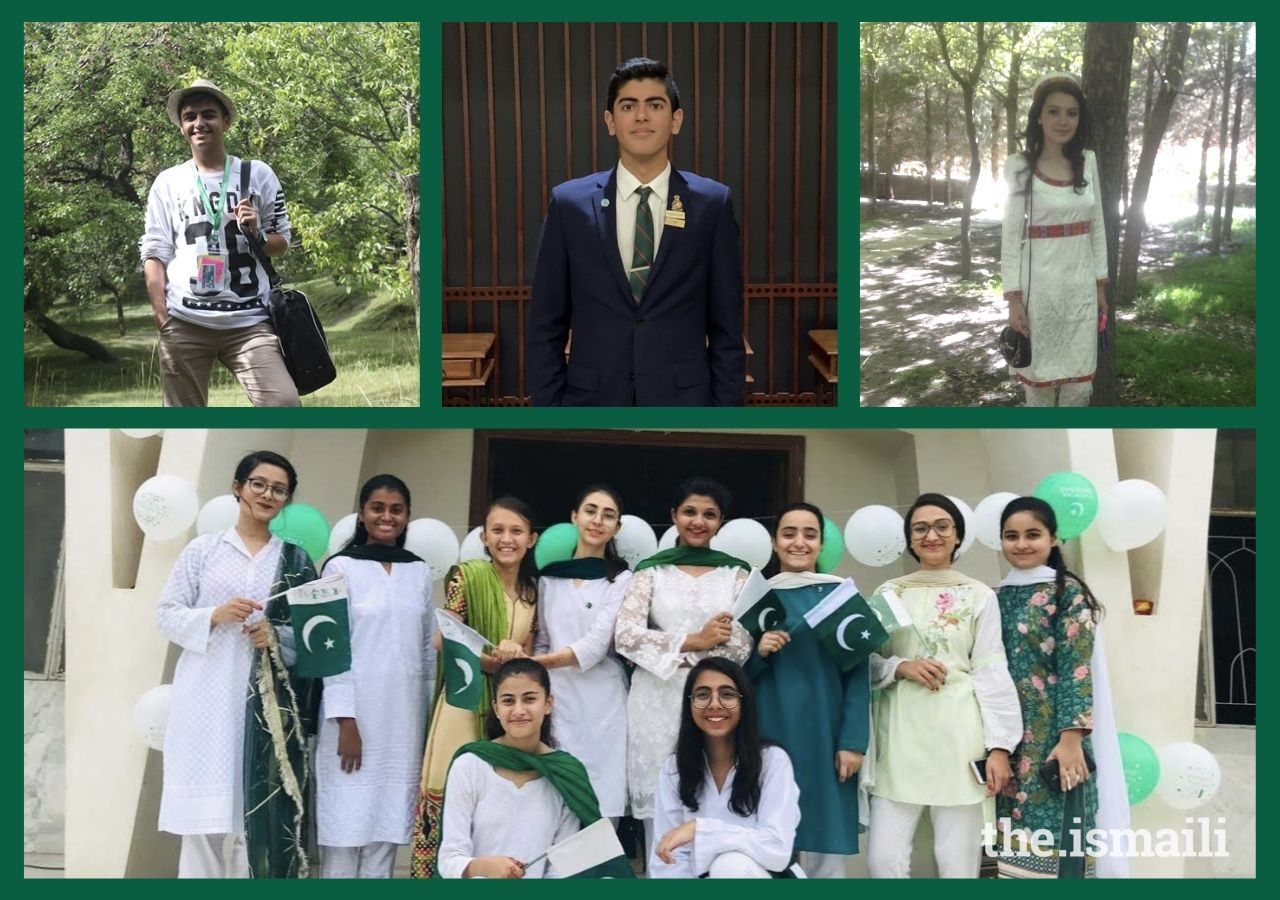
xmin=442 ymin=332 xmax=496 ymax=403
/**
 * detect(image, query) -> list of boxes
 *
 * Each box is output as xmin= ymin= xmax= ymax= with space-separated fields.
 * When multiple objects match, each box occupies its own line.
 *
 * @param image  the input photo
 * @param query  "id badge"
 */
xmin=197 ymin=254 xmax=226 ymax=291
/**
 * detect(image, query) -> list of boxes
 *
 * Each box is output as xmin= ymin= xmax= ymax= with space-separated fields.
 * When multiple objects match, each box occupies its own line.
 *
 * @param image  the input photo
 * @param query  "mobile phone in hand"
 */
xmin=970 ymin=757 xmax=988 ymax=785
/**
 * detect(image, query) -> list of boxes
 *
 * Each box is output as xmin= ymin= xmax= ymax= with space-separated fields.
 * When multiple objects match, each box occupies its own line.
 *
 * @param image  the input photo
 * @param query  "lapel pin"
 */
xmin=601 ymin=198 xmax=610 ymax=207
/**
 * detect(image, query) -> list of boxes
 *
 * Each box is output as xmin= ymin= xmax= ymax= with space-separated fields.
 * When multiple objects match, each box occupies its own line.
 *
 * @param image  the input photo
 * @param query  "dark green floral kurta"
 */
xmin=996 ymin=580 xmax=1097 ymax=843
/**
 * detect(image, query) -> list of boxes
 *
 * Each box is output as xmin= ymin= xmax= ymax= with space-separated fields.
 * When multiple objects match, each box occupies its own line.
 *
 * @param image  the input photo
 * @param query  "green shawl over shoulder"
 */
xmin=633 ymin=546 xmax=750 ymax=572
xmin=243 ymin=539 xmax=321 ymax=879
xmin=439 ymin=741 xmax=635 ymax=879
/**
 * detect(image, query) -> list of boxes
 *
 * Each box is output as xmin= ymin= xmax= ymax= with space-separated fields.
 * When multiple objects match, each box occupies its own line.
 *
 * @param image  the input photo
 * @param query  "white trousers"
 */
xmin=799 ymin=851 xmax=848 ymax=878
xmin=321 ymin=842 xmax=399 ymax=878
xmin=1024 ymin=380 xmax=1092 ymax=407
xmin=178 ymin=833 xmax=249 ymax=878
xmin=707 ymin=851 xmax=771 ymax=878
xmin=867 ymin=796 xmax=984 ymax=879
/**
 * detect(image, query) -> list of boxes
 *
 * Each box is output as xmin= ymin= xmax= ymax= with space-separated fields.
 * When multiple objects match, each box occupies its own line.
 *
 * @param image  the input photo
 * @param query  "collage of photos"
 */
xmin=22 ymin=20 xmax=1256 ymax=883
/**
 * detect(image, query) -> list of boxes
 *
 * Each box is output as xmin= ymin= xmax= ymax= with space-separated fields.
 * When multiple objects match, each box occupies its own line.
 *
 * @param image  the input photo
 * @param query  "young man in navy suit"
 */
xmin=526 ymin=58 xmax=745 ymax=406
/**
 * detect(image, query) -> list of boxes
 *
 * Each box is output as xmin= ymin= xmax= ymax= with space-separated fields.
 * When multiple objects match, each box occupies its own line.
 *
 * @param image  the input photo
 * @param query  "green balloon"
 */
xmin=816 ymin=516 xmax=845 ymax=573
xmin=1033 ymin=471 xmax=1099 ymax=540
xmin=269 ymin=502 xmax=330 ymax=564
xmin=1117 ymin=732 xmax=1161 ymax=805
xmin=534 ymin=522 xmax=579 ymax=570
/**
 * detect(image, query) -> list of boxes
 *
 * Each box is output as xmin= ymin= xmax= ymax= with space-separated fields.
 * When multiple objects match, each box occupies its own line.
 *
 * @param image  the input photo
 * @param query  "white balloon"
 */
xmin=946 ymin=495 xmax=977 ymax=556
xmin=119 ymin=428 xmax=163 ymax=439
xmin=133 ymin=684 xmax=172 ymax=751
xmin=844 ymin=505 xmax=905 ymax=567
xmin=459 ymin=526 xmax=487 ymax=562
xmin=405 ymin=518 xmax=461 ymax=582
xmin=712 ymin=518 xmax=773 ymax=569
xmin=196 ymin=494 xmax=240 ymax=535
xmin=132 ymin=475 xmax=199 ymax=541
xmin=658 ymin=525 xmax=679 ymax=551
xmin=327 ymin=513 xmax=359 ymax=556
xmin=973 ymin=492 xmax=1022 ymax=551
xmin=1097 ymin=480 xmax=1168 ymax=551
xmin=1156 ymin=741 xmax=1222 ymax=810
xmin=615 ymin=515 xmax=659 ymax=568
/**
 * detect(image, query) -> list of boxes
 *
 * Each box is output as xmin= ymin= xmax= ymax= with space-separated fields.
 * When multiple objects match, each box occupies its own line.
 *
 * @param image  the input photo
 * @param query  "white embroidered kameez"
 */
xmin=535 ymin=571 xmax=633 ymax=817
xmin=156 ymin=529 xmax=286 ymax=835
xmin=316 ymin=556 xmax=435 ymax=847
xmin=614 ymin=565 xmax=751 ymax=819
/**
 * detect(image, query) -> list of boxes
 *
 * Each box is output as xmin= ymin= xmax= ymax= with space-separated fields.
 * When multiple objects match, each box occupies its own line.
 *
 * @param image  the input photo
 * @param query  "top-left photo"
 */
xmin=24 ymin=21 xmax=421 ymax=407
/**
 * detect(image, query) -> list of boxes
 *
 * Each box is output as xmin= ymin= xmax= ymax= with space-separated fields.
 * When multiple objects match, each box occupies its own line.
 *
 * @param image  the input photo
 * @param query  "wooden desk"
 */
xmin=808 ymin=329 xmax=838 ymax=383
xmin=442 ymin=333 xmax=496 ymax=404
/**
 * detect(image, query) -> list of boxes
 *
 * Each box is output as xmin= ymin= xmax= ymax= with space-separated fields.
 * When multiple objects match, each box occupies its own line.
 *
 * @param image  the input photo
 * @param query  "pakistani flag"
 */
xmin=865 ymin=586 xmax=913 ymax=634
xmin=287 ymin=574 xmax=352 ymax=677
xmin=802 ymin=578 xmax=890 ymax=671
xmin=731 ymin=568 xmax=788 ymax=640
xmin=436 ymin=609 xmax=489 ymax=710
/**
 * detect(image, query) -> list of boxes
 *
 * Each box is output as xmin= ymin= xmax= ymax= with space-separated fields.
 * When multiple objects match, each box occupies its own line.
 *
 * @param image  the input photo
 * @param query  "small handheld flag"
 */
xmin=436 ymin=609 xmax=490 ymax=710
xmin=731 ymin=569 xmax=788 ymax=639
xmin=801 ymin=579 xmax=891 ymax=671
xmin=287 ymin=574 xmax=352 ymax=677
xmin=529 ymin=817 xmax=631 ymax=878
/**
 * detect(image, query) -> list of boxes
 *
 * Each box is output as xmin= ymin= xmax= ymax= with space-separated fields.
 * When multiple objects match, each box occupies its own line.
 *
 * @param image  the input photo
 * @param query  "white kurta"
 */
xmin=316 ymin=556 xmax=434 ymax=847
xmin=535 ymin=572 xmax=632 ymax=817
xmin=614 ymin=565 xmax=751 ymax=819
xmin=156 ymin=529 xmax=286 ymax=835
xmin=649 ymin=746 xmax=801 ymax=878
xmin=437 ymin=753 xmax=579 ymax=878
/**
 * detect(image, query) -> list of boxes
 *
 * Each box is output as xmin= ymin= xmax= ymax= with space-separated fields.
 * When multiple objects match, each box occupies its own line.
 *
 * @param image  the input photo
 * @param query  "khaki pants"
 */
xmin=159 ymin=316 xmax=300 ymax=407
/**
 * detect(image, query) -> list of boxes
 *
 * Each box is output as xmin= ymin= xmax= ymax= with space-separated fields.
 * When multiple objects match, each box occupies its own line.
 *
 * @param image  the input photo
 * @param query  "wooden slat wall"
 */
xmin=442 ymin=22 xmax=837 ymax=403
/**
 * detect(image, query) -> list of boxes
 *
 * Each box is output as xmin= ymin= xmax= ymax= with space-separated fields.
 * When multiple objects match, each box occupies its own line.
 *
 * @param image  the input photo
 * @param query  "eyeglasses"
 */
xmin=690 ymin=687 xmax=741 ymax=709
xmin=245 ymin=477 xmax=290 ymax=501
xmin=910 ymin=519 xmax=954 ymax=540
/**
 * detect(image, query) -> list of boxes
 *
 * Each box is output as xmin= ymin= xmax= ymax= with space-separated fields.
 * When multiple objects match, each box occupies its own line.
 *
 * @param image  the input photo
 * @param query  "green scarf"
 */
xmin=440 ymin=741 xmax=635 ymax=879
xmin=540 ymin=557 xmax=608 ymax=580
xmin=330 ymin=542 xmax=424 ymax=564
xmin=633 ymin=546 xmax=750 ymax=572
xmin=243 ymin=539 xmax=321 ymax=879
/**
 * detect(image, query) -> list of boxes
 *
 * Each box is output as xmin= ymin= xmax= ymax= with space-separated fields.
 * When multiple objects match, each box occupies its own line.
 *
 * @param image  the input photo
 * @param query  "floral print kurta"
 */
xmin=996 ymin=579 xmax=1098 ymax=840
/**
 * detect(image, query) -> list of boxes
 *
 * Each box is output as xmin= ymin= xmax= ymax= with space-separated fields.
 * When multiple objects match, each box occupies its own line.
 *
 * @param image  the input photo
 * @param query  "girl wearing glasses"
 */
xmin=411 ymin=498 xmax=541 ymax=878
xmin=864 ymin=493 xmax=1021 ymax=878
xmin=155 ymin=450 xmax=318 ymax=877
xmin=749 ymin=502 xmax=870 ymax=878
xmin=316 ymin=475 xmax=434 ymax=878
xmin=650 ymin=657 xmax=802 ymax=878
xmin=615 ymin=477 xmax=753 ymax=856
xmin=533 ymin=485 xmax=633 ymax=822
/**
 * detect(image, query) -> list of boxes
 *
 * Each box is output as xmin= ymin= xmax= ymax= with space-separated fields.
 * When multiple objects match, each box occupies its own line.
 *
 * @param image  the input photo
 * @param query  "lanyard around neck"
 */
xmin=193 ymin=157 xmax=231 ymax=234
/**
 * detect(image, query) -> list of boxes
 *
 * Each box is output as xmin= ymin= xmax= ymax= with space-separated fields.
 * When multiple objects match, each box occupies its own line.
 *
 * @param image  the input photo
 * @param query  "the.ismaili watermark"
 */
xmin=982 ymin=817 xmax=1230 ymax=858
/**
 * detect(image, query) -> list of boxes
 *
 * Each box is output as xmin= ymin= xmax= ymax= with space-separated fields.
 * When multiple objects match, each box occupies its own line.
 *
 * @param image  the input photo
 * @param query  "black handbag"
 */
xmin=999 ymin=181 xmax=1032 ymax=368
xmin=240 ymin=160 xmax=337 ymax=396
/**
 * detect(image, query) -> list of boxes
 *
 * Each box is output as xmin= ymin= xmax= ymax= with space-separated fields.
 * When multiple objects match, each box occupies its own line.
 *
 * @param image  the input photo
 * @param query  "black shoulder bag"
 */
xmin=998 ymin=178 xmax=1033 ymax=368
xmin=240 ymin=160 xmax=337 ymax=396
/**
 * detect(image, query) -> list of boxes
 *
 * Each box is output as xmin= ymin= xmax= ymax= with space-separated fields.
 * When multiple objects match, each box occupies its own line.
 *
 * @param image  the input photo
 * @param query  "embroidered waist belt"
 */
xmin=1028 ymin=220 xmax=1090 ymax=239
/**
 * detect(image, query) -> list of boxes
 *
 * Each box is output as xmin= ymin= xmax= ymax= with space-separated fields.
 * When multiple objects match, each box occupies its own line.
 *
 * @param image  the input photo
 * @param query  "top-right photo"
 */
xmin=860 ymin=22 xmax=1255 ymax=407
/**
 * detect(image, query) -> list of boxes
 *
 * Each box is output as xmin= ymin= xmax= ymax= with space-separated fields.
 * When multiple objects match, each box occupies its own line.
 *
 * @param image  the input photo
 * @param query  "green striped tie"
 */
xmin=629 ymin=185 xmax=654 ymax=302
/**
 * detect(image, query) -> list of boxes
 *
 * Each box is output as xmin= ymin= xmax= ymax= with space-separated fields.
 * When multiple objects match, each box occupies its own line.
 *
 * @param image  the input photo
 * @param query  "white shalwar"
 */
xmin=649 ymin=747 xmax=802 ymax=878
xmin=437 ymin=753 xmax=579 ymax=878
xmin=316 ymin=556 xmax=434 ymax=853
xmin=535 ymin=571 xmax=633 ymax=817
xmin=614 ymin=565 xmax=752 ymax=819
xmin=155 ymin=529 xmax=286 ymax=836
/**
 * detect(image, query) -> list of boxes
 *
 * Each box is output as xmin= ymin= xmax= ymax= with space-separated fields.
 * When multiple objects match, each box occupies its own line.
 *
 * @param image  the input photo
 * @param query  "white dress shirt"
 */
xmin=614 ymin=162 xmax=672 ymax=275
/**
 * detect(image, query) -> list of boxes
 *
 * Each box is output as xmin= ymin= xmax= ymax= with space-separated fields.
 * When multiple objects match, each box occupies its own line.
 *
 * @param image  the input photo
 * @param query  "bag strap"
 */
xmin=239 ymin=158 xmax=283 ymax=290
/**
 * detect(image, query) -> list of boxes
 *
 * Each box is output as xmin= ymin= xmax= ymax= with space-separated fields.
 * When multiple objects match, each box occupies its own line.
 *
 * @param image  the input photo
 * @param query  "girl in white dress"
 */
xmin=317 ymin=474 xmax=434 ymax=878
xmin=1001 ymin=72 xmax=1109 ymax=407
xmin=615 ymin=476 xmax=752 ymax=853
xmin=650 ymin=657 xmax=802 ymax=878
xmin=534 ymin=484 xmax=632 ymax=819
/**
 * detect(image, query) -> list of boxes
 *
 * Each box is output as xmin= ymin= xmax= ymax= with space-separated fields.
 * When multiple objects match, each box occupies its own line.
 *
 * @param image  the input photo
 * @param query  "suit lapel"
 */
xmin=642 ymin=169 xmax=688 ymax=304
xmin=592 ymin=168 xmax=635 ymax=304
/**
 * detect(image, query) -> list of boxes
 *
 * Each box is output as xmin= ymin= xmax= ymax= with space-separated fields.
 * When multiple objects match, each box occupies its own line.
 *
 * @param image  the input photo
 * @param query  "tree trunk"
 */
xmin=1196 ymin=89 xmax=1219 ymax=229
xmin=1224 ymin=22 xmax=1250 ymax=243
xmin=1004 ymin=52 xmax=1022 ymax=154
xmin=864 ymin=34 xmax=878 ymax=214
xmin=1082 ymin=22 xmax=1137 ymax=407
xmin=1211 ymin=24 xmax=1234 ymax=254
xmin=944 ymin=113 xmax=953 ymax=204
xmin=100 ymin=278 xmax=127 ymax=336
xmin=924 ymin=83 xmax=934 ymax=205
xmin=990 ymin=96 xmax=1000 ymax=181
xmin=1117 ymin=23 xmax=1191 ymax=306
xmin=30 ymin=312 xmax=118 ymax=362
xmin=400 ymin=171 xmax=421 ymax=343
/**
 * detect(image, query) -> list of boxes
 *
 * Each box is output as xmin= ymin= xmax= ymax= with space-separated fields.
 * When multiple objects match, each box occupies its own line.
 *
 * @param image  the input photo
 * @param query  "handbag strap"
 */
xmin=239 ymin=158 xmax=283 ymax=290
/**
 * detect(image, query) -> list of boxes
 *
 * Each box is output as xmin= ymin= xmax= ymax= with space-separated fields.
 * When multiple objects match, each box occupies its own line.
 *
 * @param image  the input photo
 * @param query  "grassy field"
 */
xmin=1115 ymin=218 xmax=1255 ymax=406
xmin=24 ymin=278 xmax=419 ymax=407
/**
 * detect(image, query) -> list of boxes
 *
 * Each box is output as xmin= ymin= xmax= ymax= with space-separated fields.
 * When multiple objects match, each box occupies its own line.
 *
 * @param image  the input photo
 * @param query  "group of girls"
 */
xmin=155 ymin=452 xmax=1111 ymax=879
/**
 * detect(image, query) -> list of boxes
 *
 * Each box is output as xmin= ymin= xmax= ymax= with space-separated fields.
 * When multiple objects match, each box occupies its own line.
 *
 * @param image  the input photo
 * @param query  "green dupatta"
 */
xmin=243 ymin=539 xmax=321 ymax=879
xmin=633 ymin=546 xmax=750 ymax=572
xmin=439 ymin=741 xmax=634 ymax=878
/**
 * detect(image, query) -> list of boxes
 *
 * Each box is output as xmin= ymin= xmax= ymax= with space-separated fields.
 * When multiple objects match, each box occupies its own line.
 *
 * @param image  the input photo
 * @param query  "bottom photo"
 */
xmin=25 ymin=428 xmax=1255 ymax=878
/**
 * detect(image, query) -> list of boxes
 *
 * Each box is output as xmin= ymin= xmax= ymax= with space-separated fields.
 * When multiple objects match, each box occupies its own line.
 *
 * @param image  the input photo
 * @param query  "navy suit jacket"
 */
xmin=526 ymin=167 xmax=745 ymax=406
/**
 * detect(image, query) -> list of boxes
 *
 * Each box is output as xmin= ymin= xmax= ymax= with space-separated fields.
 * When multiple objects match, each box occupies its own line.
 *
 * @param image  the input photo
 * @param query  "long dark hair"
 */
xmin=484 ymin=658 xmax=556 ymax=747
xmin=233 ymin=450 xmax=298 ymax=499
xmin=1000 ymin=497 xmax=1103 ymax=620
xmin=484 ymin=496 xmax=540 ymax=600
xmin=675 ymin=658 xmax=772 ymax=817
xmin=903 ymin=492 xmax=965 ymax=563
xmin=1018 ymin=75 xmax=1089 ymax=195
xmin=761 ymin=501 xmax=825 ymax=579
xmin=572 ymin=483 xmax=629 ymax=581
xmin=345 ymin=474 xmax=411 ymax=549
